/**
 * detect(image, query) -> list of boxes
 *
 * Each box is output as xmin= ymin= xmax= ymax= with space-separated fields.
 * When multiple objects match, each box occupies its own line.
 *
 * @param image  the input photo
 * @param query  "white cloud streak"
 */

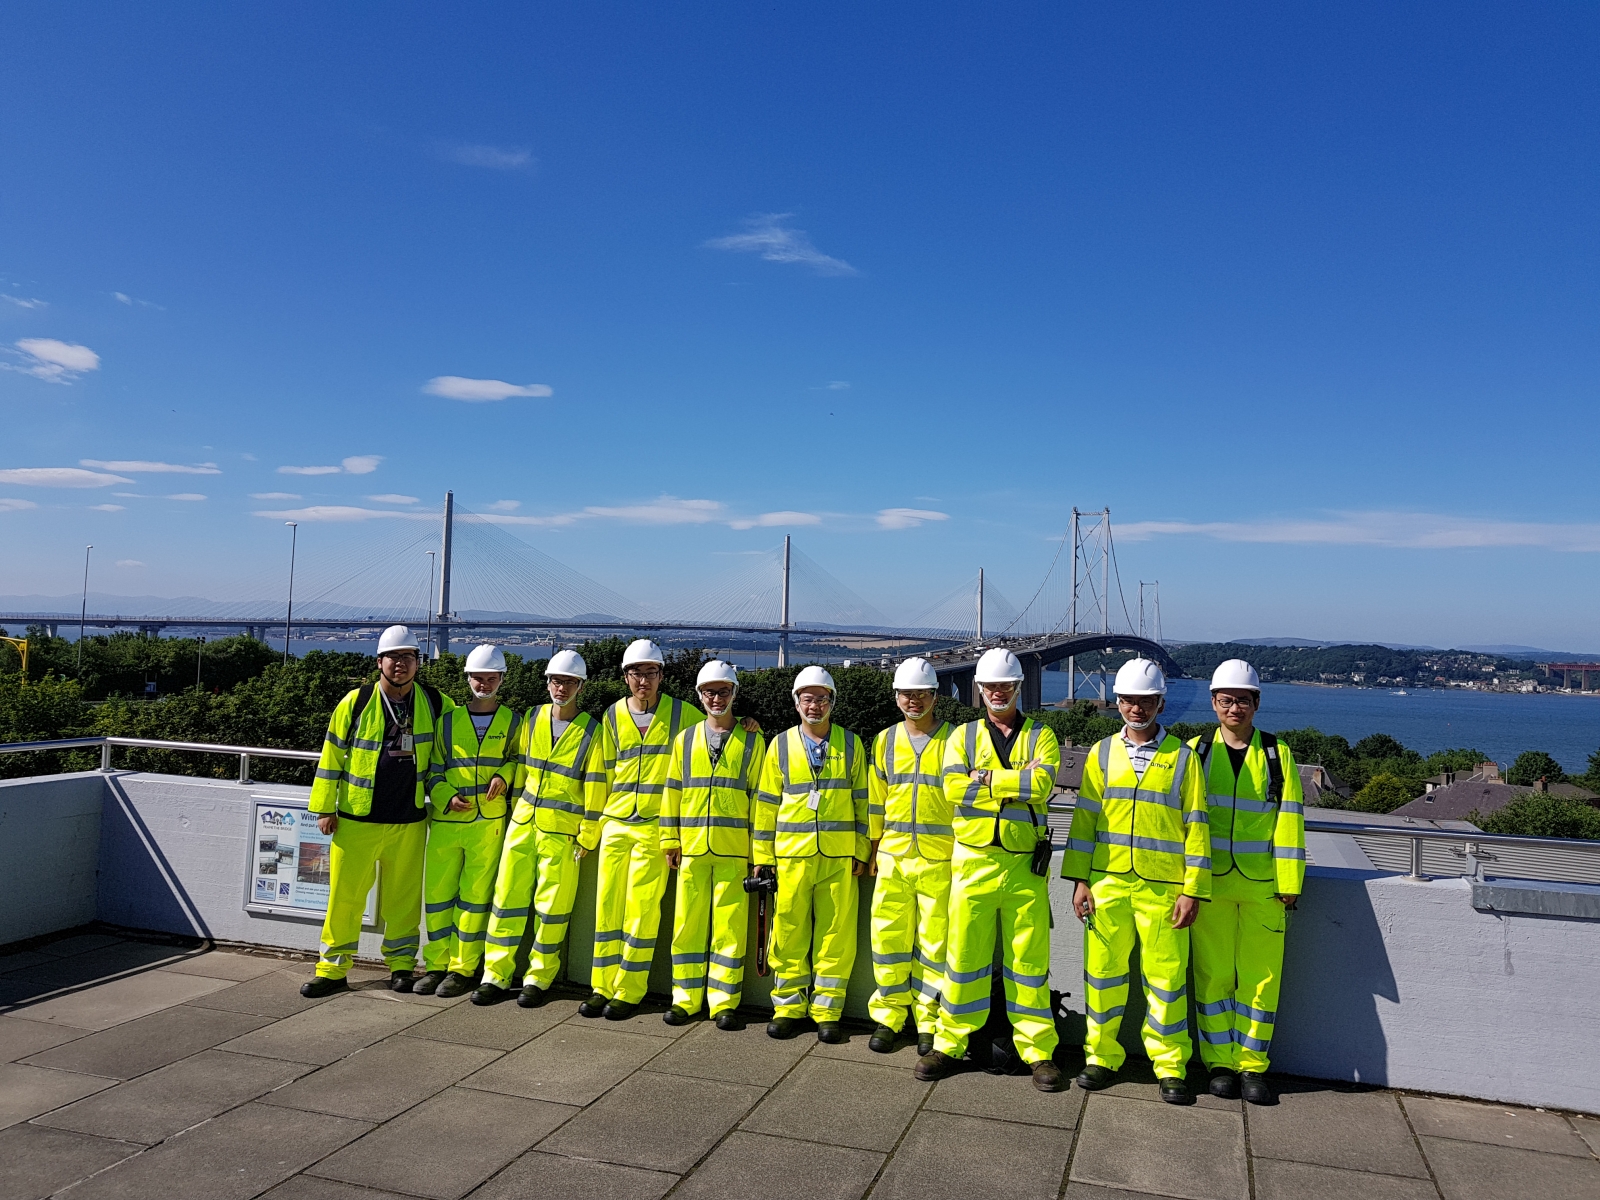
xmin=729 ymin=511 xmax=824 ymax=530
xmin=876 ymin=508 xmax=949 ymax=530
xmin=165 ymin=493 xmax=206 ymax=502
xmin=441 ymin=143 xmax=535 ymax=171
xmin=277 ymin=455 xmax=383 ymax=476
xmin=252 ymin=505 xmax=436 ymax=523
xmin=0 ymin=498 xmax=39 ymax=512
xmin=367 ymin=494 xmax=420 ymax=505
xmin=81 ymin=459 xmax=221 ymax=475
xmin=485 ymin=499 xmax=520 ymax=512
xmin=704 ymin=213 xmax=857 ymax=276
xmin=89 ymin=504 xmax=125 ymax=512
xmin=1117 ymin=511 xmax=1600 ymax=553
xmin=424 ymin=376 xmax=553 ymax=402
xmin=250 ymin=492 xmax=301 ymax=500
xmin=5 ymin=339 xmax=100 ymax=383
xmin=2 ymin=294 xmax=46 ymax=309
xmin=584 ymin=497 xmax=726 ymax=524
xmin=0 ymin=467 xmax=131 ymax=488
xmin=115 ymin=559 xmax=145 ymax=568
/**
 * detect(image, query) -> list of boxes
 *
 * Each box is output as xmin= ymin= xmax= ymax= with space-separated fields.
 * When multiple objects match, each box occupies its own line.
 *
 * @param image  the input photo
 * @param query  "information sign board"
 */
xmin=244 ymin=797 xmax=377 ymax=925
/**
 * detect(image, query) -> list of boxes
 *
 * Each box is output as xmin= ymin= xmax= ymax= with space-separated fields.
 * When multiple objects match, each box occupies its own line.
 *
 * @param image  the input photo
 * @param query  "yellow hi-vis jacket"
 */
xmin=754 ymin=725 xmax=870 ymax=864
xmin=660 ymin=722 xmax=765 ymax=859
xmin=428 ymin=703 xmax=518 ymax=822
xmin=942 ymin=718 xmax=1062 ymax=853
xmin=1063 ymin=731 xmax=1211 ymax=897
xmin=596 ymin=695 xmax=704 ymax=824
xmin=870 ymin=720 xmax=956 ymax=861
xmin=1189 ymin=729 xmax=1306 ymax=895
xmin=311 ymin=683 xmax=454 ymax=817
xmin=509 ymin=705 xmax=608 ymax=848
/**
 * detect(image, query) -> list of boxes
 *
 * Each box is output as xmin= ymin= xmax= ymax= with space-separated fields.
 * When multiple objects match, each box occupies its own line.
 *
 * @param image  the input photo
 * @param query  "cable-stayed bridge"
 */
xmin=2 ymin=497 xmax=1180 ymax=703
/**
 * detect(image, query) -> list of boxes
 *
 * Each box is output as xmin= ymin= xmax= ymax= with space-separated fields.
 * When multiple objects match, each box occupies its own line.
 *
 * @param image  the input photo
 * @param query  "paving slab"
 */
xmin=1246 ymin=1085 xmax=1429 ymax=1178
xmin=805 ymin=1023 xmax=926 ymax=1069
xmin=538 ymin=1069 xmax=765 ymax=1173
xmin=672 ymin=1130 xmax=883 ymax=1200
xmin=309 ymin=1086 xmax=571 ymax=1199
xmin=1093 ymin=1058 xmax=1240 ymax=1112
xmin=262 ymin=1035 xmax=501 ymax=1121
xmin=0 ymin=949 xmax=54 ymax=973
xmin=60 ymin=1101 xmax=373 ymax=1200
xmin=186 ymin=965 xmax=386 ymax=1019
xmin=402 ymin=992 xmax=579 ymax=1051
xmin=258 ymin=1178 xmax=415 ymax=1200
xmin=34 ymin=1049 xmax=310 ymax=1144
xmin=1071 ymin=1093 xmax=1247 ymax=1200
xmin=0 ymin=1013 xmax=89 ymax=1062
xmin=1571 ymin=1114 xmax=1600 ymax=1156
xmin=21 ymin=1004 xmax=272 ymax=1079
xmin=644 ymin=1017 xmax=813 ymax=1087
xmin=0 ymin=1122 xmax=143 ymax=1200
xmin=562 ymin=1000 xmax=699 ymax=1038
xmin=742 ymin=1056 xmax=928 ymax=1152
xmin=925 ymin=1064 xmax=1085 ymax=1129
xmin=349 ymin=978 xmax=470 ymax=1008
xmin=468 ymin=1150 xmax=677 ymax=1200
xmin=457 ymin=1021 xmax=666 ymax=1105
xmin=1403 ymin=1094 xmax=1592 ymax=1156
xmin=0 ymin=1061 xmax=117 ymax=1129
xmin=3 ymin=966 xmax=233 ymax=1031
xmin=217 ymin=991 xmax=432 ymax=1065
xmin=1252 ymin=1158 xmax=1442 ymax=1200
xmin=875 ymin=1111 xmax=1072 ymax=1200
xmin=37 ymin=933 xmax=125 ymax=958
xmin=1421 ymin=1135 xmax=1600 ymax=1200
xmin=159 ymin=950 xmax=288 ymax=982
xmin=10 ymin=944 xmax=201 ymax=999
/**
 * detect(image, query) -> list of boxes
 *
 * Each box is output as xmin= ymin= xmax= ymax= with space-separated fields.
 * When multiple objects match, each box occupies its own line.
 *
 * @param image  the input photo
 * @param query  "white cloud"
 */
xmin=1117 ymin=511 xmax=1600 ymax=553
xmin=729 ymin=510 xmax=824 ymax=530
xmin=826 ymin=381 xmax=850 ymax=390
xmin=704 ymin=213 xmax=857 ymax=276
xmin=441 ymin=143 xmax=534 ymax=170
xmin=89 ymin=504 xmax=125 ymax=512
xmin=5 ymin=338 xmax=101 ymax=383
xmin=485 ymin=499 xmax=520 ymax=512
xmin=584 ymin=496 xmax=726 ymax=524
xmin=278 ymin=464 xmax=342 ymax=476
xmin=876 ymin=507 xmax=949 ymax=530
xmin=114 ymin=292 xmax=132 ymax=304
xmin=468 ymin=511 xmax=584 ymax=527
xmin=112 ymin=291 xmax=163 ymax=310
xmin=0 ymin=467 xmax=131 ymax=488
xmin=2 ymin=294 xmax=46 ymax=309
xmin=250 ymin=492 xmax=301 ymax=500
xmin=0 ymin=498 xmax=38 ymax=512
xmin=368 ymin=493 xmax=420 ymax=505
xmin=165 ymin=493 xmax=206 ymax=501
xmin=115 ymin=559 xmax=145 ymax=568
xmin=112 ymin=492 xmax=145 ymax=498
xmin=424 ymin=376 xmax=553 ymax=402
xmin=277 ymin=455 xmax=382 ymax=476
xmin=81 ymin=459 xmax=221 ymax=475
xmin=252 ymin=505 xmax=436 ymax=523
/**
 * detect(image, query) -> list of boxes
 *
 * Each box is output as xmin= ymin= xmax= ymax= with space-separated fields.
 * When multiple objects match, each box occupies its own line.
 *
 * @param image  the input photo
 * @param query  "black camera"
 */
xmin=743 ymin=867 xmax=779 ymax=895
xmin=1030 ymin=837 xmax=1054 ymax=878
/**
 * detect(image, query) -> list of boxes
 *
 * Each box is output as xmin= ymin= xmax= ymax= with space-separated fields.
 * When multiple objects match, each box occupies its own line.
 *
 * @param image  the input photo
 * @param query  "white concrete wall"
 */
xmin=0 ymin=772 xmax=102 ymax=944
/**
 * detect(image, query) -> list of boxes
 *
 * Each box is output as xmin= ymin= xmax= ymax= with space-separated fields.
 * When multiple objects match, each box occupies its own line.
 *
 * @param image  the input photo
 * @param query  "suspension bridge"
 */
xmin=2 ymin=497 xmax=1180 ymax=703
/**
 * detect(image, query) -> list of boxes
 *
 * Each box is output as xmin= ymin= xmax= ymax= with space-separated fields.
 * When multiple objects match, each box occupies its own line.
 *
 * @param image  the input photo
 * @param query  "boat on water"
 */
xmin=1390 ymin=689 xmax=1409 ymax=696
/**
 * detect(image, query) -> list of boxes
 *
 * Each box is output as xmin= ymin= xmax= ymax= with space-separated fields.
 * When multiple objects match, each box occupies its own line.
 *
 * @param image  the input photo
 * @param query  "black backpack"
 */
xmin=1195 ymin=730 xmax=1284 ymax=802
xmin=352 ymin=680 xmax=444 ymax=740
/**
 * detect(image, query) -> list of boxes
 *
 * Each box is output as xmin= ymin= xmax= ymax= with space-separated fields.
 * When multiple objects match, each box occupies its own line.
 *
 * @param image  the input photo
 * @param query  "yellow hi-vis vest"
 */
xmin=510 ymin=705 xmax=607 ymax=848
xmin=310 ymin=683 xmax=454 ymax=817
xmin=870 ymin=720 xmax=956 ymax=861
xmin=942 ymin=718 xmax=1061 ymax=853
xmin=660 ymin=722 xmax=765 ymax=859
xmin=598 ymin=695 xmax=704 ymax=824
xmin=428 ymin=703 xmax=517 ymax=822
xmin=1190 ymin=729 xmax=1306 ymax=895
xmin=753 ymin=725 xmax=870 ymax=864
xmin=1063 ymin=731 xmax=1211 ymax=897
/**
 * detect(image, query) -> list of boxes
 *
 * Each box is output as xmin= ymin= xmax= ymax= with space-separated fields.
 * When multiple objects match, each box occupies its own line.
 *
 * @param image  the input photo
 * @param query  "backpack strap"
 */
xmin=353 ymin=683 xmax=376 ymax=733
xmin=1195 ymin=732 xmax=1213 ymax=772
xmin=416 ymin=681 xmax=443 ymax=730
xmin=1259 ymin=730 xmax=1283 ymax=803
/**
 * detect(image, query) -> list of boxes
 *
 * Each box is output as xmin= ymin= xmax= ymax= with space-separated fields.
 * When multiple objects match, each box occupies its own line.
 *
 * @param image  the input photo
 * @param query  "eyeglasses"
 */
xmin=698 ymin=686 xmax=734 ymax=701
xmin=624 ymin=667 xmax=662 ymax=680
xmin=1117 ymin=695 xmax=1157 ymax=707
xmin=897 ymin=690 xmax=935 ymax=700
xmin=978 ymin=682 xmax=1017 ymax=693
xmin=1213 ymin=696 xmax=1257 ymax=710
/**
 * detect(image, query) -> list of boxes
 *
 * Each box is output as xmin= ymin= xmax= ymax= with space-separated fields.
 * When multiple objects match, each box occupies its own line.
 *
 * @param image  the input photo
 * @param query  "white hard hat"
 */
xmin=792 ymin=665 xmax=836 ymax=695
xmin=546 ymin=649 xmax=587 ymax=680
xmin=377 ymin=625 xmax=419 ymax=655
xmin=1210 ymin=658 xmax=1261 ymax=692
xmin=465 ymin=644 xmax=506 ymax=674
xmin=621 ymin=639 xmax=665 ymax=668
xmin=893 ymin=657 xmax=938 ymax=691
xmin=1114 ymin=658 xmax=1167 ymax=696
xmin=697 ymin=660 xmax=739 ymax=689
xmin=974 ymin=647 xmax=1024 ymax=684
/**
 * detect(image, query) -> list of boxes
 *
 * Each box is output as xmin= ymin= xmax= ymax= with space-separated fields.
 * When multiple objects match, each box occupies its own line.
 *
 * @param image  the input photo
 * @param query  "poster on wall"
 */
xmin=244 ymin=797 xmax=377 ymax=924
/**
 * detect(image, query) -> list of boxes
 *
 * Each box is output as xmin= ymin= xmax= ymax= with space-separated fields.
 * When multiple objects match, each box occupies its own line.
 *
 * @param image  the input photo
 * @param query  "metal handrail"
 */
xmin=1303 ymin=817 xmax=1600 ymax=854
xmin=0 ymin=735 xmax=319 ymax=785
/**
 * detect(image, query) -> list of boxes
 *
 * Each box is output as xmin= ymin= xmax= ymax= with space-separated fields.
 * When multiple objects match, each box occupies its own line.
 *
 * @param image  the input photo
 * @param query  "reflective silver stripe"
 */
xmin=670 ymin=815 xmax=748 ymax=829
xmin=593 ymin=928 xmax=623 ymax=941
xmin=1281 ymin=800 xmax=1304 ymax=815
xmin=424 ymin=898 xmax=457 ymax=914
xmin=535 ymin=797 xmax=585 ymax=815
xmin=710 ymin=952 xmax=743 ymax=970
xmin=1005 ymin=999 xmax=1051 ymax=1018
xmin=1073 ymin=795 xmax=1102 ymax=814
xmin=1143 ymin=977 xmax=1186 ymax=1003
xmin=1198 ymin=998 xmax=1233 ymax=1016
xmin=1185 ymin=855 xmax=1211 ymax=869
xmin=753 ymin=829 xmax=776 ymax=840
xmin=1084 ymin=971 xmax=1129 ymax=989
xmin=1200 ymin=1028 xmax=1234 ymax=1044
xmin=1002 ymin=965 xmax=1048 ymax=988
xmin=1145 ymin=1014 xmax=1187 ymax=1035
xmin=957 ymin=805 xmax=1034 ymax=823
xmin=812 ymin=974 xmax=845 ymax=990
xmin=945 ymin=961 xmax=993 ymax=985
xmin=939 ymin=993 xmax=991 ymax=1015
xmin=1212 ymin=795 xmax=1279 ymax=814
xmin=1230 ymin=840 xmax=1273 ymax=855
xmin=1097 ymin=831 xmax=1184 ymax=854
xmin=492 ymin=905 xmax=529 ymax=919
xmin=1065 ymin=837 xmax=1095 ymax=854
xmin=1085 ymin=1002 xmax=1124 ymax=1023
xmin=776 ymin=821 xmax=819 ymax=833
xmin=1275 ymin=846 xmax=1306 ymax=860
xmin=620 ymin=933 xmax=656 ymax=949
xmin=1238 ymin=1032 xmax=1272 ymax=1051
xmin=672 ymin=952 xmax=709 ymax=965
xmin=873 ymin=950 xmax=913 ymax=965
xmin=533 ymin=910 xmax=570 ymax=925
xmin=1184 ymin=808 xmax=1208 ymax=824
xmin=816 ymin=821 xmax=857 ymax=832
xmin=1236 ymin=1002 xmax=1276 ymax=1022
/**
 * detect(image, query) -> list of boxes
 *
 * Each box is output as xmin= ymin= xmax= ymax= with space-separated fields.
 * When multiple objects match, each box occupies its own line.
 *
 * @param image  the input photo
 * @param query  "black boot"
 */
xmin=578 ymin=992 xmax=608 ymax=1017
xmin=715 ymin=1011 xmax=744 ymax=1031
xmin=767 ymin=1016 xmax=800 ymax=1039
xmin=913 ymin=1050 xmax=960 ymax=1082
xmin=917 ymin=1032 xmax=934 ymax=1057
xmin=1075 ymin=1064 xmax=1116 ymax=1091
xmin=516 ymin=983 xmax=546 ymax=1008
xmin=388 ymin=971 xmax=415 ymax=993
xmin=1240 ymin=1072 xmax=1276 ymax=1106
xmin=1158 ymin=1076 xmax=1193 ymax=1105
xmin=434 ymin=973 xmax=473 ymax=998
xmin=816 ymin=1022 xmax=845 ymax=1044
xmin=662 ymin=1006 xmax=692 ymax=1026
xmin=300 ymin=976 xmax=349 ymax=999
xmin=471 ymin=982 xmax=508 ymax=1006
xmin=868 ymin=1024 xmax=897 ymax=1054
xmin=1031 ymin=1060 xmax=1066 ymax=1093
xmin=411 ymin=971 xmax=447 ymax=996
xmin=1208 ymin=1067 xmax=1240 ymax=1099
xmin=602 ymin=999 xmax=638 ymax=1021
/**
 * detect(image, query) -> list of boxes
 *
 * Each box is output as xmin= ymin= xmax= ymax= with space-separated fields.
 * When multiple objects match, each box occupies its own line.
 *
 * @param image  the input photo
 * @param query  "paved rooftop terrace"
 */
xmin=2 ymin=930 xmax=1597 ymax=1200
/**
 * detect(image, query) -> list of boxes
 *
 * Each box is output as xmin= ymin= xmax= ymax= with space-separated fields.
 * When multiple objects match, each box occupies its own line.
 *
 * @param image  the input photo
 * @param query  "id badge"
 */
xmin=807 ymin=787 xmax=821 ymax=811
xmin=400 ymin=733 xmax=414 ymax=753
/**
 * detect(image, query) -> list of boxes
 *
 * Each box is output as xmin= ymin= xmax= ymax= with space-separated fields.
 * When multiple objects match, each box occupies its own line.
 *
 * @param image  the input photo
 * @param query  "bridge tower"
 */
xmin=777 ymin=535 xmax=791 ymax=667
xmin=436 ymin=491 xmax=454 ymax=659
xmin=1065 ymin=507 xmax=1114 ymax=703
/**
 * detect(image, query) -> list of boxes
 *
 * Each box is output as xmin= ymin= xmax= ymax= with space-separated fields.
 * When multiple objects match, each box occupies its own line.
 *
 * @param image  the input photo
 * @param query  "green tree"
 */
xmin=1473 ymin=794 xmax=1600 ymax=840
xmin=0 ymin=673 xmax=96 ymax=778
xmin=1347 ymin=773 xmax=1418 ymax=815
xmin=1506 ymin=750 xmax=1567 ymax=787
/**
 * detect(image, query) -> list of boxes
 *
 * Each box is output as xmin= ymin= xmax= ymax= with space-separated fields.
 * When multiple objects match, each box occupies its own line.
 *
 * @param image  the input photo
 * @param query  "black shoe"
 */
xmin=767 ymin=1016 xmax=800 ymax=1040
xmin=816 ymin=1022 xmax=845 ymax=1044
xmin=388 ymin=971 xmax=415 ymax=993
xmin=434 ymin=973 xmax=473 ymax=998
xmin=1031 ymin=1060 xmax=1066 ymax=1093
xmin=663 ymin=1006 xmax=692 ymax=1027
xmin=602 ymin=1000 xmax=638 ymax=1021
xmin=578 ymin=992 xmax=609 ymax=1018
xmin=868 ymin=1024 xmax=897 ymax=1054
xmin=1158 ymin=1076 xmax=1193 ymax=1105
xmin=300 ymin=976 xmax=349 ymax=999
xmin=715 ymin=1011 xmax=744 ymax=1031
xmin=1208 ymin=1067 xmax=1240 ymax=1099
xmin=516 ymin=984 xmax=547 ymax=1008
xmin=917 ymin=1033 xmax=934 ymax=1057
xmin=411 ymin=970 xmax=447 ymax=996
xmin=471 ymin=982 xmax=508 ymax=1006
xmin=913 ymin=1050 xmax=960 ymax=1082
xmin=1240 ymin=1072 xmax=1276 ymax=1105
xmin=1075 ymin=1064 xmax=1116 ymax=1091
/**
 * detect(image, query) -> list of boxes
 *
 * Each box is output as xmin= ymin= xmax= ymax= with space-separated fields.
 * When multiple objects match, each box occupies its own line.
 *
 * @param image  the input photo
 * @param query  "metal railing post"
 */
xmin=100 ymin=741 xmax=112 ymax=772
xmin=239 ymin=753 xmax=252 ymax=785
xmin=1408 ymin=835 xmax=1427 ymax=880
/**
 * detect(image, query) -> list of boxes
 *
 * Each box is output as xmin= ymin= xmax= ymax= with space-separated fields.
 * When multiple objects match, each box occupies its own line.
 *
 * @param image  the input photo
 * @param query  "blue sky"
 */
xmin=3 ymin=3 xmax=1598 ymax=648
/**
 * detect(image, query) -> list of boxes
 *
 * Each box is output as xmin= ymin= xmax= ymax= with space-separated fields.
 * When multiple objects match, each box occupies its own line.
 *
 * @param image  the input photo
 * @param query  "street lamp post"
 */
xmin=426 ymin=551 xmax=436 ymax=660
xmin=77 ymin=544 xmax=93 ymax=678
xmin=283 ymin=522 xmax=299 ymax=667
xmin=195 ymin=636 xmax=206 ymax=693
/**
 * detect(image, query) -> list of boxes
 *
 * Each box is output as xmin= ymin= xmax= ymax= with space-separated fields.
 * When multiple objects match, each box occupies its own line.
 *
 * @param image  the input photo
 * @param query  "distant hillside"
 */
xmin=1168 ymin=642 xmax=1541 ymax=688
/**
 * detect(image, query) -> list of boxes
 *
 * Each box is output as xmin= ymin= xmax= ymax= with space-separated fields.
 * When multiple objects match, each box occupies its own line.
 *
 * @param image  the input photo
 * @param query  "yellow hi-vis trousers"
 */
xmin=670 ymin=854 xmax=749 ymax=1017
xmin=868 ymin=853 xmax=950 ymax=1033
xmin=933 ymin=843 xmax=1056 ymax=1063
xmin=1082 ymin=870 xmax=1193 ymax=1076
xmin=481 ymin=825 xmax=581 ymax=990
xmin=316 ymin=819 xmax=426 ymax=980
xmin=1192 ymin=872 xmax=1287 ymax=1073
xmin=592 ymin=819 xmax=668 ymax=1004
xmin=769 ymin=855 xmax=858 ymax=1022
xmin=422 ymin=817 xmax=506 ymax=976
